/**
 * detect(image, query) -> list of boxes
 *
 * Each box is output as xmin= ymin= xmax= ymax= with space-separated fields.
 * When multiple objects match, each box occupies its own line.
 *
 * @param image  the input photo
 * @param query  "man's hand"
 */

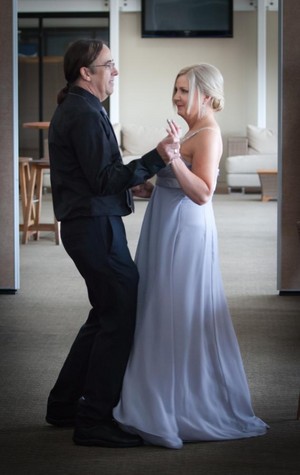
xmin=131 ymin=180 xmax=154 ymax=199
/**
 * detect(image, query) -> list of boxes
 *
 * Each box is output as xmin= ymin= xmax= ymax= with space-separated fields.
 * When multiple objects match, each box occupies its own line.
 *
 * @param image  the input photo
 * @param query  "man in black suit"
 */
xmin=46 ymin=39 xmax=177 ymax=447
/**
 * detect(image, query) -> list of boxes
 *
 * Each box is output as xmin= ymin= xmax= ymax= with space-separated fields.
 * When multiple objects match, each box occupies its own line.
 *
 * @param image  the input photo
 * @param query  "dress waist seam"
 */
xmin=156 ymin=177 xmax=181 ymax=189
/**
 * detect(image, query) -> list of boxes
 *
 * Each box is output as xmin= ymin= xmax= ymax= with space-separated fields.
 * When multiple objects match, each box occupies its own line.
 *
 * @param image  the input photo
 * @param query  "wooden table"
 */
xmin=23 ymin=121 xmax=50 ymax=130
xmin=23 ymin=121 xmax=51 ymax=159
xmin=21 ymin=121 xmax=59 ymax=244
xmin=20 ymin=158 xmax=60 ymax=245
xmin=257 ymin=169 xmax=278 ymax=202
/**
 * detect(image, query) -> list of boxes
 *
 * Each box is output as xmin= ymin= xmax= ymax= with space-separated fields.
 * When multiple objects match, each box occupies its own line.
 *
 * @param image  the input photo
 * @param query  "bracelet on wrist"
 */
xmin=170 ymin=153 xmax=181 ymax=163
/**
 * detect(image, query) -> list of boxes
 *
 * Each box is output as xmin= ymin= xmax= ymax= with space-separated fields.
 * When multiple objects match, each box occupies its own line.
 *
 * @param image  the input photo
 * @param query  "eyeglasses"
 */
xmin=91 ymin=61 xmax=116 ymax=71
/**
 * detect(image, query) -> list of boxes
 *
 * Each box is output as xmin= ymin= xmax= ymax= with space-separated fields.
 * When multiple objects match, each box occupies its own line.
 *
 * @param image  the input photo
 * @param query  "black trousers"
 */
xmin=47 ymin=215 xmax=139 ymax=423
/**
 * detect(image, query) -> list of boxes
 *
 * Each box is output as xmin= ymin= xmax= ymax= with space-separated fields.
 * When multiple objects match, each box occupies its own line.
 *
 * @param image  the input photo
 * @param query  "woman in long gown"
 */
xmin=113 ymin=64 xmax=268 ymax=449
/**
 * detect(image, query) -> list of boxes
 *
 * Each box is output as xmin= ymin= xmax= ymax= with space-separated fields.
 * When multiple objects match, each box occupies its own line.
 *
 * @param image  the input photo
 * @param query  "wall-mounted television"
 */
xmin=141 ymin=0 xmax=233 ymax=38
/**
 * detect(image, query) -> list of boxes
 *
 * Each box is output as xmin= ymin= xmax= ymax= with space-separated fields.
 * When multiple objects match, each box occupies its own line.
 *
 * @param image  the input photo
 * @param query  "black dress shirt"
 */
xmin=48 ymin=86 xmax=165 ymax=221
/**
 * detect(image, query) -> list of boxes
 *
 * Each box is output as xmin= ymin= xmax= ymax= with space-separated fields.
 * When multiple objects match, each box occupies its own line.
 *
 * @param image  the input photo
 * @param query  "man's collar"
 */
xmin=69 ymin=85 xmax=103 ymax=109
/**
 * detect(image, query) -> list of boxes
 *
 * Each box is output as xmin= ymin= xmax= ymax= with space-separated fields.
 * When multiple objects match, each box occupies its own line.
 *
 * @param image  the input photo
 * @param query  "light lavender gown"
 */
xmin=113 ymin=151 xmax=268 ymax=449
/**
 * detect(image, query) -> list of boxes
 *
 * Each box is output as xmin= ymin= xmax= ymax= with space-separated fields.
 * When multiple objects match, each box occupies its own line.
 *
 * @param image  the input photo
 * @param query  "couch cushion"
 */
xmin=247 ymin=124 xmax=277 ymax=154
xmin=121 ymin=154 xmax=140 ymax=165
xmin=225 ymin=154 xmax=277 ymax=173
xmin=112 ymin=123 xmax=121 ymax=146
xmin=227 ymin=174 xmax=261 ymax=188
xmin=122 ymin=124 xmax=166 ymax=156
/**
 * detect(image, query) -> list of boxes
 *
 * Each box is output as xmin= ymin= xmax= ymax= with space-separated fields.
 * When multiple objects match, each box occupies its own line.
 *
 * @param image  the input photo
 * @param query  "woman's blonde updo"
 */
xmin=172 ymin=63 xmax=224 ymax=115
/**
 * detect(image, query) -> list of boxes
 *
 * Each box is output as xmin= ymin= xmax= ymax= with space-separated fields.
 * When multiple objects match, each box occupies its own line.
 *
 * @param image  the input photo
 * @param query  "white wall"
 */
xmin=17 ymin=1 xmax=279 ymax=183
xmin=118 ymin=11 xmax=278 ymax=182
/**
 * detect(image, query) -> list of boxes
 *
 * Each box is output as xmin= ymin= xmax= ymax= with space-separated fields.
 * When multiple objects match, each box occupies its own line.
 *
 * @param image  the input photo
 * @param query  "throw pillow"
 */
xmin=247 ymin=124 xmax=277 ymax=154
xmin=122 ymin=124 xmax=166 ymax=156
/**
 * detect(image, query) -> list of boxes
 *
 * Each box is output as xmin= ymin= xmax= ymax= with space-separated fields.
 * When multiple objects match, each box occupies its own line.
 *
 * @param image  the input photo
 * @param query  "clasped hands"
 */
xmin=157 ymin=119 xmax=181 ymax=165
xmin=131 ymin=120 xmax=181 ymax=199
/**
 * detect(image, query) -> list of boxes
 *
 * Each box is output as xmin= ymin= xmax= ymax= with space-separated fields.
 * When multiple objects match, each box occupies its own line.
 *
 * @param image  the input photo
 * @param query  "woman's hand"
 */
xmin=156 ymin=120 xmax=181 ymax=164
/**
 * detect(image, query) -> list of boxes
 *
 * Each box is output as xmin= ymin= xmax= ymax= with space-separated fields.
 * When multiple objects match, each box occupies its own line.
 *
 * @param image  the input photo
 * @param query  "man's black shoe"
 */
xmin=73 ymin=420 xmax=143 ymax=448
xmin=46 ymin=414 xmax=75 ymax=427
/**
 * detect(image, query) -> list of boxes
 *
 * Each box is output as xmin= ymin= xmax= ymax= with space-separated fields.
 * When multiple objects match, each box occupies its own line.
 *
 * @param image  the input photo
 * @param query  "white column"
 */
xmin=109 ymin=0 xmax=119 ymax=124
xmin=13 ymin=0 xmax=20 ymax=289
xmin=257 ymin=0 xmax=267 ymax=127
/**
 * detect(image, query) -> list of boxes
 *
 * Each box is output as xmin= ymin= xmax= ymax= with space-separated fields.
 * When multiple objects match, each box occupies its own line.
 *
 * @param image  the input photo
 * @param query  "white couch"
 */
xmin=43 ymin=123 xmax=167 ymax=189
xmin=115 ymin=123 xmax=167 ymax=166
xmin=225 ymin=125 xmax=278 ymax=191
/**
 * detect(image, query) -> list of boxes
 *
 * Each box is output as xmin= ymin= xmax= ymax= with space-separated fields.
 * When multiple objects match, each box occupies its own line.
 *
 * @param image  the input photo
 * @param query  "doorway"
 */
xmin=18 ymin=12 xmax=109 ymax=160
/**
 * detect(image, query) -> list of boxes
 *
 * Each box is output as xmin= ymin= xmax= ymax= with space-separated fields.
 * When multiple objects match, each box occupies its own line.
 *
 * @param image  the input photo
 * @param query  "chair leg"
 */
xmin=54 ymin=218 xmax=60 ymax=245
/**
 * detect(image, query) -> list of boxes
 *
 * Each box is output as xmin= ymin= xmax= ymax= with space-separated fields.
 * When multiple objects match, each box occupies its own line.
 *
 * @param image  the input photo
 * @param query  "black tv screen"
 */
xmin=141 ymin=0 xmax=233 ymax=38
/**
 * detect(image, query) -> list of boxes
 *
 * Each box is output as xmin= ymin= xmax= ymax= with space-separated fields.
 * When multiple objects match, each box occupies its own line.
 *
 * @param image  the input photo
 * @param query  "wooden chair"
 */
xmin=19 ymin=157 xmax=60 ymax=245
xmin=19 ymin=157 xmax=37 ymax=243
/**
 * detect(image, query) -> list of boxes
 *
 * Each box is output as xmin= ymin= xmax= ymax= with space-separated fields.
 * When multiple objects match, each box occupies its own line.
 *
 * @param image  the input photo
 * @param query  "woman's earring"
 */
xmin=200 ymin=102 xmax=207 ymax=119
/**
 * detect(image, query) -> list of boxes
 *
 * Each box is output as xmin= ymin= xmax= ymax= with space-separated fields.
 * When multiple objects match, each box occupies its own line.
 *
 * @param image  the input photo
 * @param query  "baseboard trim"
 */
xmin=279 ymin=290 xmax=300 ymax=296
